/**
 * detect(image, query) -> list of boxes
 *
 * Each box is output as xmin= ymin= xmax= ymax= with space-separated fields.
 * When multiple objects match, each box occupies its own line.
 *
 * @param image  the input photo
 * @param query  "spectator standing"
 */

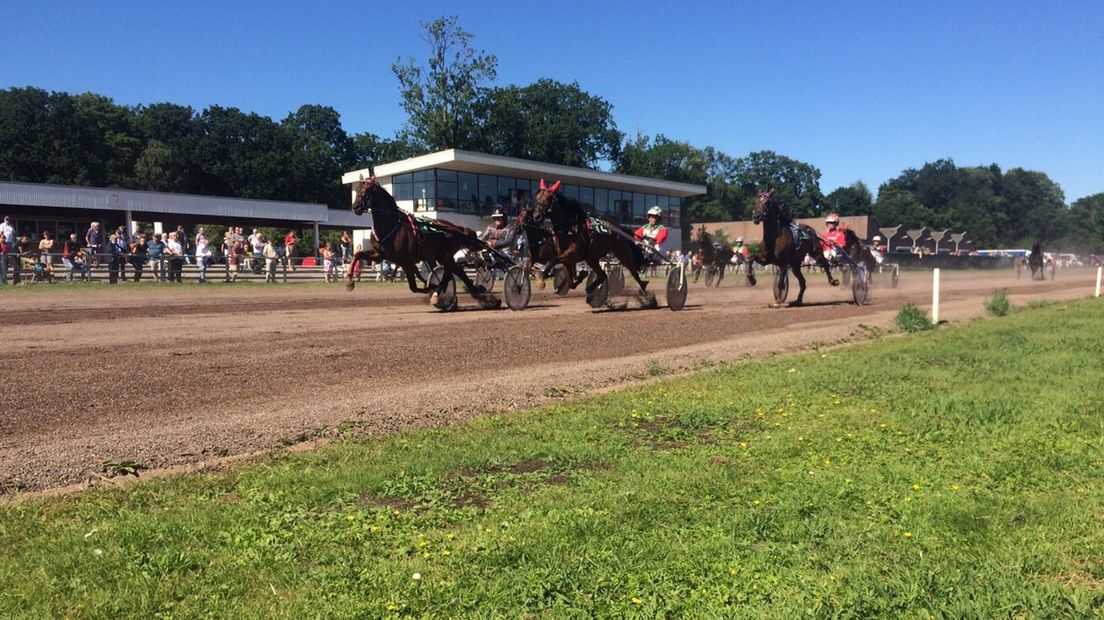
xmin=175 ymin=226 xmax=190 ymax=264
xmin=112 ymin=230 xmax=130 ymax=281
xmin=165 ymin=232 xmax=184 ymax=282
xmin=0 ymin=215 xmax=13 ymax=285
xmin=38 ymin=230 xmax=56 ymax=271
xmin=262 ymin=237 xmax=278 ymax=283
xmin=228 ymin=236 xmax=243 ymax=282
xmin=285 ymin=231 xmax=298 ymax=271
xmin=250 ymin=230 xmax=265 ymax=274
xmin=147 ymin=233 xmax=165 ymax=282
xmin=130 ymin=234 xmax=148 ymax=281
xmin=340 ymin=231 xmax=352 ymax=264
xmin=322 ymin=243 xmax=336 ymax=283
xmin=13 ymin=235 xmax=34 ymax=283
xmin=85 ymin=221 xmax=103 ymax=267
xmin=62 ymin=233 xmax=82 ymax=282
xmin=106 ymin=234 xmax=123 ymax=284
xmin=196 ymin=235 xmax=212 ymax=283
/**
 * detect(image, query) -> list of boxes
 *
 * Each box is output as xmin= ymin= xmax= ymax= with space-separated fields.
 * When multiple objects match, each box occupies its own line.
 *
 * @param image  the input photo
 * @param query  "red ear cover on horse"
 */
xmin=539 ymin=178 xmax=547 ymax=190
xmin=549 ymin=180 xmax=562 ymax=193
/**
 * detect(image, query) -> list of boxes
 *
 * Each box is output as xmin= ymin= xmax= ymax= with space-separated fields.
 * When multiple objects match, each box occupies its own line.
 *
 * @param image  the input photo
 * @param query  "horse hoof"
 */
xmin=345 ymin=281 xmax=356 ymax=292
xmin=429 ymin=292 xmax=439 ymax=306
xmin=830 ymin=279 xmax=840 ymax=287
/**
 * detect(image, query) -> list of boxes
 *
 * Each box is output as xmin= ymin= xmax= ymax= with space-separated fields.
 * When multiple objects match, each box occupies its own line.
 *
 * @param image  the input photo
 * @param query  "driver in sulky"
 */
xmin=480 ymin=207 xmax=518 ymax=257
xmin=634 ymin=205 xmax=669 ymax=255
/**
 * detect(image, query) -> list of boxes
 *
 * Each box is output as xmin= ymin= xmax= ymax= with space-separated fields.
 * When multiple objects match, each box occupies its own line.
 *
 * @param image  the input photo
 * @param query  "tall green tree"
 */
xmin=823 ymin=181 xmax=873 ymax=217
xmin=352 ymin=132 xmax=426 ymax=168
xmin=728 ymin=151 xmax=823 ymax=219
xmin=1069 ymin=193 xmax=1104 ymax=253
xmin=475 ymin=79 xmax=622 ymax=168
xmin=282 ymin=104 xmax=357 ymax=207
xmin=392 ymin=16 xmax=497 ymax=151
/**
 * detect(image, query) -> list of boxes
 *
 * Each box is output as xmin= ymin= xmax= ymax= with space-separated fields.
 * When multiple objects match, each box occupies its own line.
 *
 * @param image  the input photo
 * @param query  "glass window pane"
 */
xmin=633 ymin=193 xmax=645 ymax=225
xmin=478 ymin=175 xmax=497 ymax=214
xmin=458 ymin=172 xmax=477 ymax=213
xmin=414 ymin=180 xmax=435 ymax=211
xmin=669 ymin=197 xmax=681 ymax=222
xmin=563 ymin=184 xmax=579 ymax=202
xmin=437 ymin=169 xmax=457 ymax=182
xmin=579 ymin=187 xmax=594 ymax=211
xmin=394 ymin=182 xmax=413 ymax=201
xmin=393 ymin=173 xmax=412 ymax=184
xmin=436 ymin=181 xmax=457 ymax=211
xmin=413 ymin=169 xmax=434 ymax=182
xmin=594 ymin=188 xmax=609 ymax=215
xmin=497 ymin=176 xmax=515 ymax=207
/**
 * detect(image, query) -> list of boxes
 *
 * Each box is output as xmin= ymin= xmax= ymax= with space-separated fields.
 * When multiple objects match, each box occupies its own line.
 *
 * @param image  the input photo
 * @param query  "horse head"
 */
xmin=532 ymin=178 xmax=562 ymax=222
xmin=752 ymin=190 xmax=773 ymax=225
xmin=351 ymin=174 xmax=399 ymax=215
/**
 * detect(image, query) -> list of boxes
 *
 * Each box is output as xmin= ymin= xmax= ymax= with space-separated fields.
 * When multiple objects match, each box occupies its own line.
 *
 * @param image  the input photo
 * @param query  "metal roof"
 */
xmin=343 ymin=149 xmax=706 ymax=197
xmin=0 ymin=181 xmax=358 ymax=224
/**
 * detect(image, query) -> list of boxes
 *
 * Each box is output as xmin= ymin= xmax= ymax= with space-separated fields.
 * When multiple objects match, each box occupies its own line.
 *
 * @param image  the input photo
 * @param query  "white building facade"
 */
xmin=342 ymin=149 xmax=704 ymax=253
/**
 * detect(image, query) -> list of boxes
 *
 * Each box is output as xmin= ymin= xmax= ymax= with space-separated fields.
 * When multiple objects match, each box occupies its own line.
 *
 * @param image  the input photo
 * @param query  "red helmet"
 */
xmin=825 ymin=213 xmax=840 ymax=224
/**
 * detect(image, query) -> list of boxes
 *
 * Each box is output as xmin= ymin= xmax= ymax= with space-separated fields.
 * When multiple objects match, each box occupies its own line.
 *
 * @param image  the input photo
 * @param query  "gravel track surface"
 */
xmin=1 ymin=268 xmax=1097 ymax=496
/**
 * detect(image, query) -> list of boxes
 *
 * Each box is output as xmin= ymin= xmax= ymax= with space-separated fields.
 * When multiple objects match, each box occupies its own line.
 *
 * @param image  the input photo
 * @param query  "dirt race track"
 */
xmin=2 ymin=267 xmax=1099 ymax=495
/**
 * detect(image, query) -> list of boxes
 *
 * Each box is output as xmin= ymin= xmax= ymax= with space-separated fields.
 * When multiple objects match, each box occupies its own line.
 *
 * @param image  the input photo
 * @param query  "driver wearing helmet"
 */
xmin=634 ymin=205 xmax=669 ymax=254
xmin=821 ymin=213 xmax=848 ymax=257
xmin=480 ymin=207 xmax=517 ymax=254
xmin=733 ymin=236 xmax=749 ymax=261
xmin=870 ymin=235 xmax=886 ymax=265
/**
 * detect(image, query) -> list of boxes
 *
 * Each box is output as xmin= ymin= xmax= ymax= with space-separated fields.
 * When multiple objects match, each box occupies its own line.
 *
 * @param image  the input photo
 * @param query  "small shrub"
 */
xmin=985 ymin=290 xmax=1011 ymax=317
xmin=896 ymin=304 xmax=934 ymax=332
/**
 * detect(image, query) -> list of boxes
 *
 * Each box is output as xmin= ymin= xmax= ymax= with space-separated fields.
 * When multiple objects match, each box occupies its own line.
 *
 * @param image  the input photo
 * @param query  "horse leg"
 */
xmin=746 ymin=256 xmax=762 ymax=286
xmin=345 ymin=249 xmax=381 ymax=291
xmin=717 ymin=264 xmax=725 ymax=287
xmin=791 ymin=262 xmax=808 ymax=306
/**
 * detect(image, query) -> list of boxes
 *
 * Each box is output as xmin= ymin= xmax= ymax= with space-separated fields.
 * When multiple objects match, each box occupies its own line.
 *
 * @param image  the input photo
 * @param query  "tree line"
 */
xmin=1 ymin=16 xmax=1100 ymax=251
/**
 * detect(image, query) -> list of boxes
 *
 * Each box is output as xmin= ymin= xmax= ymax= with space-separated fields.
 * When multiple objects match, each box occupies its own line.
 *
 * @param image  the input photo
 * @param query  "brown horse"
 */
xmin=344 ymin=175 xmax=496 ymax=307
xmin=533 ymin=179 xmax=653 ymax=307
xmin=747 ymin=190 xmax=838 ymax=306
xmin=690 ymin=226 xmax=736 ymax=286
xmin=517 ymin=203 xmax=561 ymax=290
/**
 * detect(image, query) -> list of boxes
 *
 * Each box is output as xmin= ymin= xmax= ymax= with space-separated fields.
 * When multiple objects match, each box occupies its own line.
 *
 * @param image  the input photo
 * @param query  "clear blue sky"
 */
xmin=3 ymin=0 xmax=1102 ymax=201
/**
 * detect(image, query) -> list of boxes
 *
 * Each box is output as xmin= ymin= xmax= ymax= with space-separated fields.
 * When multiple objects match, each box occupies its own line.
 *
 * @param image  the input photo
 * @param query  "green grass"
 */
xmin=985 ymin=290 xmax=1012 ymax=317
xmin=2 ymin=301 xmax=1104 ymax=617
xmin=895 ymin=303 xmax=935 ymax=332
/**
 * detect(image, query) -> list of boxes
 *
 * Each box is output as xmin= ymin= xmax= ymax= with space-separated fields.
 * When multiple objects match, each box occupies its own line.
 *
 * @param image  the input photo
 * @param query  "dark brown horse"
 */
xmin=747 ymin=190 xmax=837 ymax=306
xmin=533 ymin=179 xmax=653 ymax=307
xmin=1028 ymin=239 xmax=1052 ymax=280
xmin=344 ymin=175 xmax=496 ymax=307
xmin=517 ymin=203 xmax=561 ymax=290
xmin=690 ymin=225 xmax=735 ymax=286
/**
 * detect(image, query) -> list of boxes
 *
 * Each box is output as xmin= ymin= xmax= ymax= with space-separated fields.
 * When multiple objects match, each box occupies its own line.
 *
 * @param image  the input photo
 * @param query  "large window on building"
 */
xmin=578 ymin=186 xmax=594 ymax=211
xmin=496 ymin=177 xmax=515 ymax=215
xmin=392 ymin=173 xmax=413 ymax=201
xmin=478 ymin=175 xmax=496 ymax=214
xmin=436 ymin=169 xmax=457 ymax=212
xmin=594 ymin=188 xmax=609 ymax=216
xmin=457 ymin=171 xmax=477 ymax=213
xmin=668 ymin=197 xmax=681 ymax=223
xmin=413 ymin=170 xmax=435 ymax=212
xmin=632 ymin=192 xmax=646 ymax=225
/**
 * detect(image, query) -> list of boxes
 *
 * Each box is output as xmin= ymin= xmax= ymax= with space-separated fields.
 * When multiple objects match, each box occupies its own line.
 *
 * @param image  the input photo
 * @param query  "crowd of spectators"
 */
xmin=0 ymin=217 xmax=359 ymax=285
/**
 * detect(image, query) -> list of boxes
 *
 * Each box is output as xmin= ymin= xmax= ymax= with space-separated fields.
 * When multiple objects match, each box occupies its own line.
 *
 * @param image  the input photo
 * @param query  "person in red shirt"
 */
xmin=820 ymin=213 xmax=848 ymax=257
xmin=634 ymin=206 xmax=669 ymax=255
xmin=284 ymin=231 xmax=298 ymax=271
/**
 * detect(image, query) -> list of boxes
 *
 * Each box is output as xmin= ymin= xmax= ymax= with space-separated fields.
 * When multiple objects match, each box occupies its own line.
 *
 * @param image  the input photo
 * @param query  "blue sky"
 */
xmin=2 ymin=0 xmax=1102 ymax=201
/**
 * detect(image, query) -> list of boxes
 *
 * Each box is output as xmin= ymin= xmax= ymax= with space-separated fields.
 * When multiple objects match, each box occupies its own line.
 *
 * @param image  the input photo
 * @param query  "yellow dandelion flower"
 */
xmin=442 ymin=550 xmax=451 ymax=556
xmin=446 ymin=532 xmax=455 ymax=540
xmin=879 ymin=423 xmax=887 ymax=428
xmin=912 ymin=484 xmax=921 ymax=491
xmin=632 ymin=597 xmax=643 ymax=605
xmin=753 ymin=499 xmax=761 ymax=506
xmin=740 ymin=442 xmax=748 ymax=449
xmin=798 ymin=436 xmax=804 ymax=441
xmin=903 ymin=531 xmax=912 ymax=538
xmin=951 ymin=484 xmax=959 ymax=491
xmin=387 ymin=603 xmax=398 ymax=611
xmin=346 ymin=515 xmax=355 ymax=521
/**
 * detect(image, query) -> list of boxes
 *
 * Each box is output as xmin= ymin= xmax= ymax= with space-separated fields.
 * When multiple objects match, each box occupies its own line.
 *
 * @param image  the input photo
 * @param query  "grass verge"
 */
xmin=2 ymin=301 xmax=1103 ymax=617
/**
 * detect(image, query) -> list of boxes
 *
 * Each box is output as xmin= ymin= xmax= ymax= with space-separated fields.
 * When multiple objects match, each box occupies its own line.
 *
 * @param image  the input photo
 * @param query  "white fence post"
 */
xmin=1095 ymin=266 xmax=1102 ymax=298
xmin=932 ymin=268 xmax=941 ymax=324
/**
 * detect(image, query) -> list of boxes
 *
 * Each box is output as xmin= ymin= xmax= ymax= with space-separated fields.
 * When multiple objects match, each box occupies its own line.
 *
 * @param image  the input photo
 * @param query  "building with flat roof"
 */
xmin=0 ymin=181 xmax=364 ymax=250
xmin=342 ymin=149 xmax=705 ymax=251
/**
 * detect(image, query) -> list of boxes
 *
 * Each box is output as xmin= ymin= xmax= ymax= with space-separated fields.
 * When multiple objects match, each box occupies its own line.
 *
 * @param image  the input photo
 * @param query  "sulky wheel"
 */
xmin=475 ymin=265 xmax=495 ymax=293
xmin=841 ymin=267 xmax=851 ymax=286
xmin=852 ymin=264 xmax=869 ymax=306
xmin=503 ymin=265 xmax=531 ymax=311
xmin=704 ymin=264 xmax=717 ymax=287
xmin=553 ymin=264 xmax=571 ymax=296
xmin=587 ymin=273 xmax=610 ymax=308
xmin=666 ymin=266 xmax=688 ymax=311
xmin=428 ymin=266 xmax=458 ymax=311
xmin=773 ymin=268 xmax=789 ymax=304
xmin=608 ymin=266 xmax=625 ymax=296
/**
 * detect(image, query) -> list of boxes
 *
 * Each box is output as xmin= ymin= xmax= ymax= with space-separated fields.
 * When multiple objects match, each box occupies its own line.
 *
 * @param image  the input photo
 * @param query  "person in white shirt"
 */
xmin=164 ymin=232 xmax=185 ymax=282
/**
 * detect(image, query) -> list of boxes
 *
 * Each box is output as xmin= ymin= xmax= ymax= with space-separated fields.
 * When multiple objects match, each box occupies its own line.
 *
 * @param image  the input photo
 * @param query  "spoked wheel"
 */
xmin=503 ymin=265 xmax=531 ymax=311
xmin=553 ymin=264 xmax=571 ymax=296
xmin=475 ymin=266 xmax=495 ymax=293
xmin=773 ymin=268 xmax=790 ymax=305
xmin=587 ymin=273 xmax=610 ymax=308
xmin=667 ymin=266 xmax=688 ymax=311
xmin=418 ymin=261 xmax=432 ymax=283
xmin=608 ymin=266 xmax=625 ymax=296
xmin=704 ymin=265 xmax=717 ymax=287
xmin=852 ymin=264 xmax=869 ymax=306
xmin=841 ymin=267 xmax=851 ymax=286
xmin=428 ymin=266 xmax=458 ymax=311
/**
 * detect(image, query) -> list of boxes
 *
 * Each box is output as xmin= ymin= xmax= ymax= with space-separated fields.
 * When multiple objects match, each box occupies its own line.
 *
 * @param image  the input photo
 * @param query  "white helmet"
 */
xmin=647 ymin=206 xmax=663 ymax=217
xmin=873 ymin=235 xmax=882 ymax=242
xmin=735 ymin=236 xmax=744 ymax=244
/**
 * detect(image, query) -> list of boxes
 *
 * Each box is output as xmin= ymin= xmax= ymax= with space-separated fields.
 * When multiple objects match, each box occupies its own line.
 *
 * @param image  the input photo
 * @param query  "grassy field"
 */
xmin=2 ymin=301 xmax=1103 ymax=618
